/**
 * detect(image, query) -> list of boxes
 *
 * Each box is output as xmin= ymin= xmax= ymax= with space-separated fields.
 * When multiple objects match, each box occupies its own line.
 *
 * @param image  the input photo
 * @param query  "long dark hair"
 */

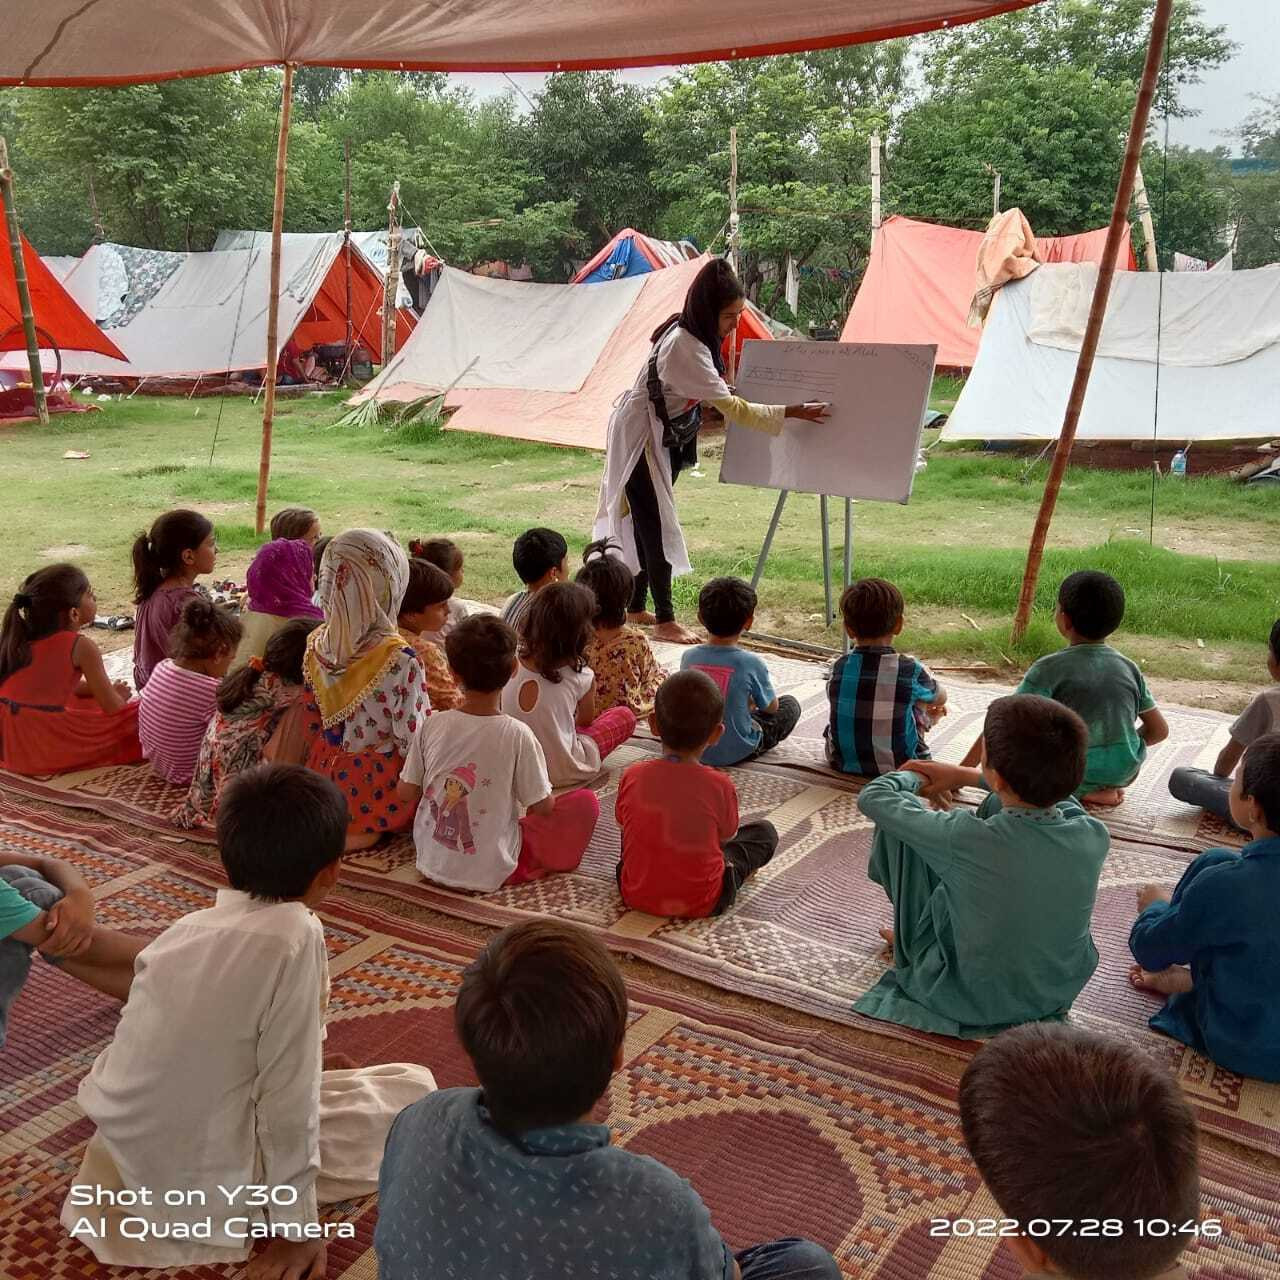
xmin=217 ymin=618 xmax=319 ymax=714
xmin=650 ymin=257 xmax=744 ymax=375
xmin=519 ymin=582 xmax=594 ymax=684
xmin=0 ymin=564 xmax=90 ymax=683
xmin=132 ymin=509 xmax=213 ymax=603
xmin=168 ymin=597 xmax=243 ymax=663
xmin=575 ymin=539 xmax=633 ymax=630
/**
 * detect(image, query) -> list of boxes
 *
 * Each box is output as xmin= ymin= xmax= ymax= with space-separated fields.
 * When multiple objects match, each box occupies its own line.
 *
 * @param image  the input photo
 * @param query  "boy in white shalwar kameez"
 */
xmin=593 ymin=257 xmax=829 ymax=643
xmin=61 ymin=764 xmax=435 ymax=1279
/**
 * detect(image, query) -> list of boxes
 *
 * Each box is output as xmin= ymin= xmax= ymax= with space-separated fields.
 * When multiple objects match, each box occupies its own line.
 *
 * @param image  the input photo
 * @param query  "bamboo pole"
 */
xmin=254 ymin=61 xmax=294 ymax=537
xmin=728 ymin=126 xmax=739 ymax=276
xmin=870 ymin=133 xmax=882 ymax=241
xmin=1010 ymin=0 xmax=1172 ymax=642
xmin=382 ymin=180 xmax=401 ymax=367
xmin=1132 ymin=162 xmax=1159 ymax=271
xmin=0 ymin=137 xmax=49 ymax=426
xmin=343 ymin=138 xmax=353 ymax=365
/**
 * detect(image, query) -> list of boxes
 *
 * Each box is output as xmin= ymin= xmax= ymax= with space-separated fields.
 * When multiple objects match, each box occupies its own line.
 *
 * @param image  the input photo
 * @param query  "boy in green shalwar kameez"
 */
xmin=855 ymin=694 xmax=1109 ymax=1039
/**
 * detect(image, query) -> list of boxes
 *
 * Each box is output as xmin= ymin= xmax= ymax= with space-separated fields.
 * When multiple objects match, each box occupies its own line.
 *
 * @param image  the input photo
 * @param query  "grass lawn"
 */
xmin=1 ymin=387 xmax=1276 ymax=710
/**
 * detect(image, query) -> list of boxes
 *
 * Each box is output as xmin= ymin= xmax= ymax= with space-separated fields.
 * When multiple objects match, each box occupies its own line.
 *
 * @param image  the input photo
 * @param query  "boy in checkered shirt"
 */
xmin=825 ymin=578 xmax=945 ymax=777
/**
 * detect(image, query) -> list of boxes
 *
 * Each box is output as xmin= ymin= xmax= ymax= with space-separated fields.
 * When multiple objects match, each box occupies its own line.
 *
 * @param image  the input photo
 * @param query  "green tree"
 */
xmin=521 ymin=73 xmax=658 ymax=251
xmin=1140 ymin=144 xmax=1232 ymax=266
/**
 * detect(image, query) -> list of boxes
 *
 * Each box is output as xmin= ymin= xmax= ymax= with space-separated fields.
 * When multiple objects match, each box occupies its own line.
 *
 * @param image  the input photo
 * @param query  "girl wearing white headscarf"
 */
xmin=304 ymin=529 xmax=429 ymax=850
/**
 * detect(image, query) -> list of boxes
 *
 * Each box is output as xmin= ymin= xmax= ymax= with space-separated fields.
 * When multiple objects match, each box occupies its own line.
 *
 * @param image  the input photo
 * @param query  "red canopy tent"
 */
xmin=0 ymin=232 xmax=123 ymax=360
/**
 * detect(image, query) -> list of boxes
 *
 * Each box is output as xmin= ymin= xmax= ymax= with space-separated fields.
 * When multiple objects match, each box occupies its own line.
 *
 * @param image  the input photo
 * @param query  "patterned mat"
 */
xmin=0 ymin=803 xmax=1276 ymax=1280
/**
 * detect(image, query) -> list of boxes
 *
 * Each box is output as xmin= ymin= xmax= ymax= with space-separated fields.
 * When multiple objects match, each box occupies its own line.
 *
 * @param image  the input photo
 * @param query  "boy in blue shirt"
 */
xmin=376 ymin=919 xmax=840 ymax=1280
xmin=1130 ymin=731 xmax=1280 ymax=1082
xmin=680 ymin=577 xmax=800 ymax=767
xmin=825 ymin=577 xmax=945 ymax=776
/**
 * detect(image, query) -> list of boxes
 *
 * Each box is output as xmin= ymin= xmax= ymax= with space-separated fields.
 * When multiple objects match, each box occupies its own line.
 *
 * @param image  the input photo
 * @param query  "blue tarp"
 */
xmin=580 ymin=235 xmax=652 ymax=283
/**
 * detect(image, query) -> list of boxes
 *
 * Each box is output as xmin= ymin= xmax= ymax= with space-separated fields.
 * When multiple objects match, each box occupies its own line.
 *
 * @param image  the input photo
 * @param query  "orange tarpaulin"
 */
xmin=0 ymin=233 xmax=124 ymax=359
xmin=840 ymin=214 xmax=1135 ymax=369
xmin=3 ymin=2 xmax=1044 ymax=85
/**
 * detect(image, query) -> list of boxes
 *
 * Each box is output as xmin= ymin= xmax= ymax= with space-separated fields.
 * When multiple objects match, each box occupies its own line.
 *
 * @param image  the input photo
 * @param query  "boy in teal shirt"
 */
xmin=1016 ymin=570 xmax=1168 ymax=806
xmin=855 ymin=694 xmax=1109 ymax=1038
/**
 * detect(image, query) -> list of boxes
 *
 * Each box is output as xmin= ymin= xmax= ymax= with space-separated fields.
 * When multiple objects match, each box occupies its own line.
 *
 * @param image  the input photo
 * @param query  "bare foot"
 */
xmin=653 ymin=621 xmax=700 ymax=644
xmin=1082 ymin=787 xmax=1126 ymax=809
xmin=323 ymin=1051 xmax=358 ymax=1071
xmin=345 ymin=831 xmax=380 ymax=852
xmin=627 ymin=610 xmax=658 ymax=627
xmin=877 ymin=926 xmax=895 ymax=963
xmin=1128 ymin=963 xmax=1194 ymax=996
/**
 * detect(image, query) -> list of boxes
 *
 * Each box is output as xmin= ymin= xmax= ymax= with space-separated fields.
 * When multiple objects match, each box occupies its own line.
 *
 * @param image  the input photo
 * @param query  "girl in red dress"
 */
xmin=0 ymin=565 xmax=142 ymax=776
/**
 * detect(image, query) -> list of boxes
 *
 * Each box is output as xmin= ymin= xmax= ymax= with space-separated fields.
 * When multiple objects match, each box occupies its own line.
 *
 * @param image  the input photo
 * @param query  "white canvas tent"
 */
xmin=943 ymin=263 xmax=1280 ymax=442
xmin=2 ymin=234 xmax=410 ymax=380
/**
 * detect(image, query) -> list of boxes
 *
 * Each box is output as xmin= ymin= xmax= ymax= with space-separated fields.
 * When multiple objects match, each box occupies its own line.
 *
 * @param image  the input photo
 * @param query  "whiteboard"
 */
xmin=720 ymin=341 xmax=936 ymax=504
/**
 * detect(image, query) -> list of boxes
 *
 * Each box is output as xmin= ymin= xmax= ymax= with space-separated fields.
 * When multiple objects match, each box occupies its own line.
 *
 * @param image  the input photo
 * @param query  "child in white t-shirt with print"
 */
xmin=399 ymin=615 xmax=600 ymax=892
xmin=499 ymin=583 xmax=637 ymax=787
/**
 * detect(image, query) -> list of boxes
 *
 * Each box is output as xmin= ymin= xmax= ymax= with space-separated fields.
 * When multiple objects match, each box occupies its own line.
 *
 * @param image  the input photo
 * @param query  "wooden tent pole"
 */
xmin=382 ymin=180 xmax=401 ymax=367
xmin=1010 ymin=0 xmax=1171 ymax=642
xmin=1132 ymin=162 xmax=1159 ymax=270
xmin=869 ymin=133 xmax=882 ymax=242
xmin=0 ymin=137 xmax=49 ymax=426
xmin=254 ymin=61 xmax=294 ymax=537
xmin=728 ymin=126 xmax=739 ymax=276
xmin=343 ymin=138 xmax=353 ymax=366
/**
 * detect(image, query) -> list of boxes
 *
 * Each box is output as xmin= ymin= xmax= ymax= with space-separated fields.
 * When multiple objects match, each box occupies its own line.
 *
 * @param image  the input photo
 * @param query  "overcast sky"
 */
xmin=449 ymin=0 xmax=1275 ymax=155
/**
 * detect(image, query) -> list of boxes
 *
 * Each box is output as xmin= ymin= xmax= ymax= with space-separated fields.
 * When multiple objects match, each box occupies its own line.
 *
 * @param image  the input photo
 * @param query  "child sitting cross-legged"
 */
xmin=855 ymin=693 xmax=1109 ymax=1037
xmin=375 ymin=919 xmax=841 ymax=1280
xmin=576 ymin=538 xmax=665 ymax=722
xmin=0 ymin=565 xmax=142 ymax=776
xmin=500 ymin=582 xmax=637 ymax=787
xmin=825 ymin=577 xmax=945 ymax=776
xmin=617 ymin=669 xmax=778 ymax=918
xmin=64 ymin=764 xmax=436 ymax=1276
xmin=138 ymin=597 xmax=242 ymax=787
xmin=500 ymin=526 xmax=569 ymax=636
xmin=177 ymin=619 xmax=319 ymax=828
xmin=1129 ymin=730 xmax=1280 ymax=1082
xmin=959 ymin=1023 xmax=1200 ymax=1280
xmin=398 ymin=615 xmax=599 ymax=892
xmin=997 ymin=570 xmax=1169 ymax=807
xmin=1168 ymin=617 xmax=1280 ymax=831
xmin=680 ymin=576 xmax=800 ymax=766
xmin=398 ymin=557 xmax=461 ymax=712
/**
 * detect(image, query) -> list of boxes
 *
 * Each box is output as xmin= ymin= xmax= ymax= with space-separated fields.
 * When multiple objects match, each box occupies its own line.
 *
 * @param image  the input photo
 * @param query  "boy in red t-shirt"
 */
xmin=616 ymin=670 xmax=778 ymax=918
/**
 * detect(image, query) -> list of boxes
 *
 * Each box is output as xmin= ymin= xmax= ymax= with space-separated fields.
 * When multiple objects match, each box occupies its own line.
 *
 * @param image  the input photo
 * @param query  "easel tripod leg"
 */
xmin=842 ymin=499 xmax=854 ymax=654
xmin=750 ymin=489 xmax=789 ymax=590
xmin=820 ymin=494 xmax=833 ymax=625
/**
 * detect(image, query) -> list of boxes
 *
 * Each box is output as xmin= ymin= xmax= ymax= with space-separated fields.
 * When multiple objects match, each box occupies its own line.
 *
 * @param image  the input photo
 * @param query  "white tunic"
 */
xmin=592 ymin=324 xmax=784 ymax=581
xmin=62 ymin=890 xmax=434 ymax=1266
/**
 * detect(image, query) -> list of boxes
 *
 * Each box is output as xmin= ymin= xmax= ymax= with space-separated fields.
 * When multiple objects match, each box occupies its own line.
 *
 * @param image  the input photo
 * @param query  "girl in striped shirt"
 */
xmin=138 ymin=598 xmax=241 ymax=786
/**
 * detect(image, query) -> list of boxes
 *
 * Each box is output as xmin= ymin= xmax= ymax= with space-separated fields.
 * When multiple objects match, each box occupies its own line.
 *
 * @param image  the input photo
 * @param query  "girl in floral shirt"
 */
xmin=577 ymin=540 xmax=665 ymax=721
xmin=304 ymin=530 xmax=428 ymax=850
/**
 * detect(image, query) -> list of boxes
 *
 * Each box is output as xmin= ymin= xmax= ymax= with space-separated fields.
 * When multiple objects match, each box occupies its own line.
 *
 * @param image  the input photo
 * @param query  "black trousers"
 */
xmin=625 ymin=448 xmax=685 ymax=624
xmin=743 ymin=695 xmax=803 ymax=762
xmin=713 ymin=819 xmax=780 ymax=914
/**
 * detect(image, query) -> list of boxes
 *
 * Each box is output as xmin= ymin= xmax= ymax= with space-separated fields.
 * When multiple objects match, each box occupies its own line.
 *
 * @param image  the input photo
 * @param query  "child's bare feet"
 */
xmin=1128 ymin=963 xmax=1194 ymax=996
xmin=1082 ymin=787 xmax=1125 ymax=809
xmin=877 ymin=926 xmax=895 ymax=963
xmin=323 ymin=1051 xmax=357 ymax=1071
xmin=627 ymin=610 xmax=658 ymax=627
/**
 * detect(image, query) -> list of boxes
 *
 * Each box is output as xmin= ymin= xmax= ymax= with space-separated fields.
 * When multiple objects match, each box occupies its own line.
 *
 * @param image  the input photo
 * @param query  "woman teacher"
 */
xmin=593 ymin=258 xmax=830 ymax=643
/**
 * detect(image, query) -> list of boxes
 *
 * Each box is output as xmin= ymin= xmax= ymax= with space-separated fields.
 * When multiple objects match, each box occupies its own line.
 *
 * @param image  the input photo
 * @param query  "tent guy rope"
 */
xmin=0 ymin=136 xmax=49 ymax=425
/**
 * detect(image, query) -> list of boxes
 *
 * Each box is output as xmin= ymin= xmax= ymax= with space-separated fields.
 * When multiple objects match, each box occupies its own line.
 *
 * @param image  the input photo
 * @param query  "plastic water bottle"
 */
xmin=1170 ymin=450 xmax=1187 ymax=480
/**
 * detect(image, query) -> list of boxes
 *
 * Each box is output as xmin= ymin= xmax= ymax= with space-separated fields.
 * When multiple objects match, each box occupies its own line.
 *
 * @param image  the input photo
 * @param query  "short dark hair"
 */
xmin=1269 ymin=618 xmax=1280 ymax=665
xmin=512 ymin=527 xmax=569 ymax=585
xmin=445 ymin=614 xmax=517 ymax=693
xmin=841 ymin=578 xmax=903 ymax=639
xmin=698 ymin=576 xmax=756 ymax=638
xmin=1241 ymin=732 xmax=1280 ymax=832
xmin=269 ymin=507 xmax=319 ymax=541
xmin=399 ymin=558 xmax=454 ymax=617
xmin=520 ymin=581 xmax=594 ymax=683
xmin=654 ymin=669 xmax=724 ymax=753
xmin=456 ymin=920 xmax=627 ymax=1135
xmin=312 ymin=535 xmax=332 ymax=586
xmin=168 ymin=596 xmax=243 ymax=662
xmin=409 ymin=537 xmax=463 ymax=576
xmin=575 ymin=540 xmax=633 ymax=630
xmin=216 ymin=764 xmax=346 ymax=901
xmin=959 ymin=1023 xmax=1199 ymax=1280
xmin=1058 ymin=570 xmax=1125 ymax=641
xmin=983 ymin=694 xmax=1087 ymax=807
